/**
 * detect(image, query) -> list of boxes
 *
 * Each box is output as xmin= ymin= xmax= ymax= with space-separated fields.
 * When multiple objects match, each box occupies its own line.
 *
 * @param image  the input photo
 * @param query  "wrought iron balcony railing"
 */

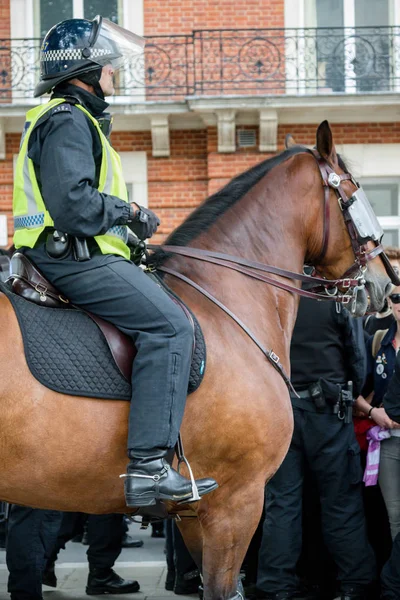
xmin=1 ymin=26 xmax=400 ymax=101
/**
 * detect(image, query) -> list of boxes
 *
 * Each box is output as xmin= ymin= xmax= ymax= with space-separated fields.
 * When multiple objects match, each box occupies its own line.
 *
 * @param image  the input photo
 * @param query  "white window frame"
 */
xmin=0 ymin=214 xmax=8 ymax=247
xmin=119 ymin=151 xmax=148 ymax=208
xmin=336 ymin=143 xmax=400 ymax=245
xmin=285 ymin=0 xmax=400 ymax=94
xmin=360 ymin=177 xmax=400 ymax=245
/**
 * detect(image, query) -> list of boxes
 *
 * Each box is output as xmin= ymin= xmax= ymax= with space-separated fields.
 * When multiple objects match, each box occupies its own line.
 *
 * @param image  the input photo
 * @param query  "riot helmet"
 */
xmin=35 ymin=15 xmax=145 ymax=97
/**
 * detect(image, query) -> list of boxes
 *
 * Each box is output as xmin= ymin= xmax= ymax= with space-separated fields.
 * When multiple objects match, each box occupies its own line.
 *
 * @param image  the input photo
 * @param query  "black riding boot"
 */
xmin=123 ymin=449 xmax=218 ymax=507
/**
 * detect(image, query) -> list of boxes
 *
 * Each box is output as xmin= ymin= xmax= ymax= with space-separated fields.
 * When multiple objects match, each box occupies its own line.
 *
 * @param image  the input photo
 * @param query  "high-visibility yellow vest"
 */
xmin=13 ymin=97 xmax=130 ymax=259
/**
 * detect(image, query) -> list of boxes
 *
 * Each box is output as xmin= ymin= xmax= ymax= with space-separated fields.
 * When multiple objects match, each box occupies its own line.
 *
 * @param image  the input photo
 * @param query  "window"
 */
xmin=36 ymin=0 xmax=122 ymax=39
xmin=83 ymin=0 xmax=120 ymax=23
xmin=361 ymin=179 xmax=400 ymax=248
xmin=119 ymin=152 xmax=148 ymax=208
xmin=36 ymin=1 xmax=73 ymax=39
xmin=303 ymin=0 xmax=392 ymax=92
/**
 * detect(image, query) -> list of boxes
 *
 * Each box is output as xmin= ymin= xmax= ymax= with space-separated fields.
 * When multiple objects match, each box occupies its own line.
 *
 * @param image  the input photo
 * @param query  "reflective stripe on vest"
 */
xmin=13 ymin=98 xmax=130 ymax=260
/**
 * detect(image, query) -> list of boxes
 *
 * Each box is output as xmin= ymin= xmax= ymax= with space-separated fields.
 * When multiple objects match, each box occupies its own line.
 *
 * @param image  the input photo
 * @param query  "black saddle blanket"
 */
xmin=0 ymin=281 xmax=206 ymax=400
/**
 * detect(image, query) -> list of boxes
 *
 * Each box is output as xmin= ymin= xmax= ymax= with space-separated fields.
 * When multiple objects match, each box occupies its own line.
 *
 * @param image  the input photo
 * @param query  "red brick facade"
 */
xmin=0 ymin=0 xmax=10 ymax=38
xmin=2 ymin=121 xmax=400 ymax=246
xmin=144 ymin=0 xmax=284 ymax=35
xmin=0 ymin=0 xmax=399 ymax=247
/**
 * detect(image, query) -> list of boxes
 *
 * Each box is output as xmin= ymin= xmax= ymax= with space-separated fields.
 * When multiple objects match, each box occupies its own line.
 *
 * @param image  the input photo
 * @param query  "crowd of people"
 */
xmin=1 ymin=246 xmax=400 ymax=600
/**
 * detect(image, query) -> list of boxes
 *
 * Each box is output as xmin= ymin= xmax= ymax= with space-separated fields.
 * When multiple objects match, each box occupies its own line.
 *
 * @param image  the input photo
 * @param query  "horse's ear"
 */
xmin=316 ymin=120 xmax=337 ymax=165
xmin=285 ymin=134 xmax=296 ymax=149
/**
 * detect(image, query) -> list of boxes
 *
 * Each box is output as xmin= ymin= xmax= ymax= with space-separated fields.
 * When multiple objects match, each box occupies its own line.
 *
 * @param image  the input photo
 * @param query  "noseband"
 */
xmin=146 ymin=148 xmax=396 ymax=392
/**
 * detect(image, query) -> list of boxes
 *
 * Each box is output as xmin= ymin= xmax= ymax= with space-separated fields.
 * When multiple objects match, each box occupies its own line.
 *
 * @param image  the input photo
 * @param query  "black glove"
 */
xmin=128 ymin=205 xmax=160 ymax=240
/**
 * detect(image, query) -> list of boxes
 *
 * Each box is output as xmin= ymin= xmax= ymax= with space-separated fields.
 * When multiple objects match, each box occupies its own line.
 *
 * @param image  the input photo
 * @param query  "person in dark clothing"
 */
xmin=363 ymin=247 xmax=400 ymax=336
xmin=364 ymin=299 xmax=394 ymax=336
xmin=379 ymin=355 xmax=400 ymax=599
xmin=165 ymin=520 xmax=201 ymax=595
xmin=12 ymin=15 xmax=217 ymax=507
xmin=6 ymin=505 xmax=63 ymax=600
xmin=44 ymin=512 xmax=140 ymax=595
xmin=256 ymin=296 xmax=376 ymax=600
xmin=380 ymin=532 xmax=400 ymax=600
xmin=6 ymin=506 xmax=140 ymax=600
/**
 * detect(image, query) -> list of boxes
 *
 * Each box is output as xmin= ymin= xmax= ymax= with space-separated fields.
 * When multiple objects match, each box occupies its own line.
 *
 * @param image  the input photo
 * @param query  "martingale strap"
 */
xmin=156 ymin=263 xmax=297 ymax=394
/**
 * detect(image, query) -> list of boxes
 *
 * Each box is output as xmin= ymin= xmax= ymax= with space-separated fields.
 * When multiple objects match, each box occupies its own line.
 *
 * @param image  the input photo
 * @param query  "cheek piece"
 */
xmin=78 ymin=67 xmax=104 ymax=100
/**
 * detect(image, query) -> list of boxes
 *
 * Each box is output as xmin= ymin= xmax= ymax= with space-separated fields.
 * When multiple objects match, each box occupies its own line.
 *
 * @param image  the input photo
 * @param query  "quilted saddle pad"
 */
xmin=0 ymin=281 xmax=206 ymax=400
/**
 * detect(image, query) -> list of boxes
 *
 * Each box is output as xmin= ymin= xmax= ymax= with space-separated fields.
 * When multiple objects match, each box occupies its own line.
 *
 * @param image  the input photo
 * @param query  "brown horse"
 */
xmin=0 ymin=122 xmax=394 ymax=599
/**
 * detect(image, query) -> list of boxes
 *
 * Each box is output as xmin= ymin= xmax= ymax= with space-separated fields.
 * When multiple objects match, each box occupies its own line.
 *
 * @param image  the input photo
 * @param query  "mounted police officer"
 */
xmin=12 ymin=16 xmax=217 ymax=507
xmin=256 ymin=293 xmax=376 ymax=600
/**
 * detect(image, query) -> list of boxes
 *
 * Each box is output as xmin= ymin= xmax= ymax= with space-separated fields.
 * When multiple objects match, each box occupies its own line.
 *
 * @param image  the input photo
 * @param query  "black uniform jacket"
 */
xmin=26 ymin=82 xmax=132 ymax=238
xmin=290 ymin=296 xmax=366 ymax=397
xmin=383 ymin=351 xmax=400 ymax=424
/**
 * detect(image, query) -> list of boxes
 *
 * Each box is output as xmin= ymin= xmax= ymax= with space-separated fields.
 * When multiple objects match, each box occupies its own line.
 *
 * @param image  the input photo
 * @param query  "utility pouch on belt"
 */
xmin=318 ymin=378 xmax=342 ymax=406
xmin=72 ymin=237 xmax=91 ymax=261
xmin=339 ymin=381 xmax=354 ymax=424
xmin=308 ymin=382 xmax=326 ymax=412
xmin=46 ymin=230 xmax=71 ymax=259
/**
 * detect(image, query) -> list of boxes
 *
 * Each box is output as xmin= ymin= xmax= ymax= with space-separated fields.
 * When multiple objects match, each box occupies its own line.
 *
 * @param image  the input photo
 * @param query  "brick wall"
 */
xmin=144 ymin=0 xmax=284 ymax=35
xmin=0 ymin=0 xmax=10 ymax=37
xmin=2 ymin=122 xmax=400 ymax=246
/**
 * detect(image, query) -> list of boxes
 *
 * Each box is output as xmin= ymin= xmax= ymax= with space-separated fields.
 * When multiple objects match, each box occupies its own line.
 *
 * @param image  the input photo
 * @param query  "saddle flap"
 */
xmin=10 ymin=252 xmax=70 ymax=309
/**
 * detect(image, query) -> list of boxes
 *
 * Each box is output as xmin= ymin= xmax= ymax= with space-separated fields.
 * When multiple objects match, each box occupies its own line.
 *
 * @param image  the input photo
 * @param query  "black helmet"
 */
xmin=35 ymin=15 xmax=145 ymax=97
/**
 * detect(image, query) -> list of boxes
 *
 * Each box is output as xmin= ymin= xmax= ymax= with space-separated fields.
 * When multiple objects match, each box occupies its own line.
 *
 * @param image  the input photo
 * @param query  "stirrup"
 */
xmin=176 ymin=435 xmax=201 ymax=503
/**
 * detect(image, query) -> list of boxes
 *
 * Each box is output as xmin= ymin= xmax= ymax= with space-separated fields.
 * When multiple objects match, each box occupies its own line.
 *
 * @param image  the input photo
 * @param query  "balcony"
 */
xmin=0 ymin=26 xmax=399 ymax=102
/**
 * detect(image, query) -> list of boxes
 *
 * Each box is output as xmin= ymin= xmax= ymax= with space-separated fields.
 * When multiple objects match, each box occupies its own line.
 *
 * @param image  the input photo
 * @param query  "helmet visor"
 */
xmin=90 ymin=17 xmax=145 ymax=71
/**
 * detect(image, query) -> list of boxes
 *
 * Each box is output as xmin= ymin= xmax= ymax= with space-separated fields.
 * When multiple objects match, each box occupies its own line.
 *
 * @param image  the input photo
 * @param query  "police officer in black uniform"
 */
xmin=12 ymin=16 xmax=217 ymax=507
xmin=256 ymin=295 xmax=376 ymax=600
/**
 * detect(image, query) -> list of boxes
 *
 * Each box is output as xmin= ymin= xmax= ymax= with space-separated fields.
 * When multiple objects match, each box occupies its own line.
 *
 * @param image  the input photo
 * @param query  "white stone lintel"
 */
xmin=150 ymin=115 xmax=170 ymax=158
xmin=217 ymin=109 xmax=236 ymax=153
xmin=259 ymin=109 xmax=278 ymax=152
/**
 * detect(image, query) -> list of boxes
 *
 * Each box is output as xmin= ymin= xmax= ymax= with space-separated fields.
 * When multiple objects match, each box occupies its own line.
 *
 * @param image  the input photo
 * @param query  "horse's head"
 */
xmin=296 ymin=121 xmax=398 ymax=317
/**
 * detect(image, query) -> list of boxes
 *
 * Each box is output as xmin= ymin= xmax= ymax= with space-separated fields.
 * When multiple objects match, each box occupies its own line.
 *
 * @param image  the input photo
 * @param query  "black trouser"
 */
xmin=25 ymin=244 xmax=193 ymax=452
xmin=165 ymin=520 xmax=197 ymax=578
xmin=257 ymin=405 xmax=376 ymax=595
xmin=381 ymin=532 xmax=400 ymax=600
xmin=6 ymin=505 xmax=63 ymax=600
xmin=48 ymin=512 xmax=126 ymax=570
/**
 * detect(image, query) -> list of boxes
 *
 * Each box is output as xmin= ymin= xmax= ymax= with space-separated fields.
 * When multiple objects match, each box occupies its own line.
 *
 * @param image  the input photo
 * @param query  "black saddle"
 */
xmin=2 ymin=253 xmax=206 ymax=400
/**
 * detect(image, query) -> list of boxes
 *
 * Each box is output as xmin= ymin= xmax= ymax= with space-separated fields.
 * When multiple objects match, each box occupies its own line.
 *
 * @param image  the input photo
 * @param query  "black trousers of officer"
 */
xmin=165 ymin=519 xmax=198 ymax=579
xmin=381 ymin=532 xmax=400 ymax=600
xmin=25 ymin=244 xmax=193 ymax=451
xmin=6 ymin=505 xmax=63 ymax=600
xmin=48 ymin=512 xmax=126 ymax=571
xmin=257 ymin=404 xmax=376 ymax=595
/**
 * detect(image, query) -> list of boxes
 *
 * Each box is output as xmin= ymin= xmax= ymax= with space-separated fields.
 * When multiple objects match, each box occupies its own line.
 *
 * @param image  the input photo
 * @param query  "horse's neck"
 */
xmin=173 ymin=179 xmax=311 ymax=362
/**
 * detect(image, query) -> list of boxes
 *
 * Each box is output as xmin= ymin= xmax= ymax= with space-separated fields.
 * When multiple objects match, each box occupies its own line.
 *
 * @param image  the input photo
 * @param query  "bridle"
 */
xmin=146 ymin=148 xmax=399 ymax=392
xmin=311 ymin=149 xmax=395 ymax=288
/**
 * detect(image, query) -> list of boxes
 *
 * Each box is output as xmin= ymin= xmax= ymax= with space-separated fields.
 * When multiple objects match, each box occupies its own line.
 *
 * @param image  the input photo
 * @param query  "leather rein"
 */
xmin=146 ymin=149 xmax=385 ymax=392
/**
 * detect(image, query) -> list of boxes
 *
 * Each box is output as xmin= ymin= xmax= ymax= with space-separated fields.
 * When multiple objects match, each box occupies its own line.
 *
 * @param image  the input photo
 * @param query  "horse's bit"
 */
xmin=147 ymin=149 xmax=400 ymax=392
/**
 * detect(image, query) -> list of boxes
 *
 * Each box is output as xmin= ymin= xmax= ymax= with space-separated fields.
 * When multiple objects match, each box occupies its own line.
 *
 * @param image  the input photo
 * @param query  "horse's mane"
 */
xmin=151 ymin=145 xmax=308 ymax=266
